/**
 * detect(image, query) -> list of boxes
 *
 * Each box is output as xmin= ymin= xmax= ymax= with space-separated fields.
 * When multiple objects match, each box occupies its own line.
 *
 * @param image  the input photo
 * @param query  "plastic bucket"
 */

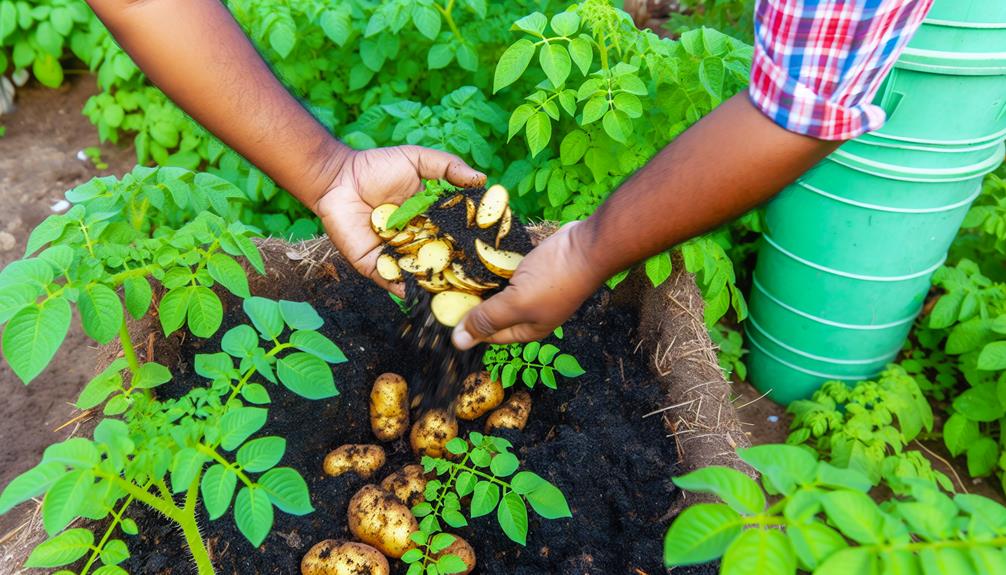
xmin=868 ymin=1 xmax=1006 ymax=145
xmin=745 ymin=319 xmax=897 ymax=404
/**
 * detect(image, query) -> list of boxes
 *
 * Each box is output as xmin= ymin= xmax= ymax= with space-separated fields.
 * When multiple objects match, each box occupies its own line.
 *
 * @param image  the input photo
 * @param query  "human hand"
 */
xmin=314 ymin=145 xmax=485 ymax=296
xmin=451 ymin=221 xmax=605 ymax=349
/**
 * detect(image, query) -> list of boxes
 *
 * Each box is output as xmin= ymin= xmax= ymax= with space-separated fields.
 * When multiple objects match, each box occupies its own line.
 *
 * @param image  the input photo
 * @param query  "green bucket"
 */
xmin=869 ymin=0 xmax=1006 ymax=144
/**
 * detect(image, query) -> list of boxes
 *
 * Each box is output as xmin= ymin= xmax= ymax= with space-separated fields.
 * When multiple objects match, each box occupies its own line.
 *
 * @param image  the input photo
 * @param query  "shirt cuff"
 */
xmin=747 ymin=42 xmax=889 ymax=142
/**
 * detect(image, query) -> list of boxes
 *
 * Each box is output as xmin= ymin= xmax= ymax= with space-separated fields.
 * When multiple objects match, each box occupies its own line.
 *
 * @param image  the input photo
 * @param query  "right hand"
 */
xmin=451 ymin=221 xmax=605 ymax=349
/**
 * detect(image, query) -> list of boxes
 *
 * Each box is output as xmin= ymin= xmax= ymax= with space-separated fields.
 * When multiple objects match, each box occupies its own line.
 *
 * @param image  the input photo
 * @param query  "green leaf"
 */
xmin=560 ymin=130 xmax=589 ymax=165
xmin=238 ymin=437 xmax=286 ymax=473
xmin=663 ymin=503 xmax=742 ymax=566
xmin=2 ymin=298 xmax=71 ymax=384
xmin=242 ymin=383 xmax=271 ymax=405
xmin=944 ymin=413 xmax=980 ymax=457
xmin=952 ymin=384 xmax=1004 ymax=422
xmin=722 ymin=528 xmax=796 ymax=575
xmin=158 ymin=286 xmax=191 ymax=336
xmin=171 ymin=448 xmax=207 ymax=494
xmin=490 ymin=452 xmax=519 ymax=477
xmin=428 ymin=43 xmax=454 ymax=69
xmin=201 ymin=464 xmax=237 ymax=520
xmin=820 ymin=490 xmax=884 ymax=545
xmin=549 ymin=12 xmax=580 ymax=35
xmin=526 ymin=481 xmax=571 ymax=519
xmin=814 ymin=547 xmax=878 ymax=575
xmin=269 ymin=20 xmax=296 ymax=58
xmin=699 ymin=57 xmax=725 ymax=103
xmin=601 ymin=109 xmax=632 ymax=143
xmin=539 ymin=43 xmax=571 ymax=88
xmin=508 ymin=104 xmax=535 ymax=141
xmin=279 ymin=300 xmax=324 ymax=331
xmin=259 ymin=467 xmax=314 ymax=515
xmin=289 ymin=330 xmax=346 ymax=363
xmin=43 ymin=469 xmax=94 ymax=536
xmin=970 ymin=547 xmax=1006 ymax=575
xmin=918 ymin=548 xmax=974 ymax=575
xmin=24 ymin=528 xmax=94 ymax=568
xmin=277 ymin=352 xmax=338 ymax=400
xmin=525 ymin=112 xmax=552 ymax=157
xmin=429 ymin=532 xmax=456 ymax=554
xmin=33 ymin=53 xmax=63 ymax=88
xmin=787 ymin=523 xmax=847 ymax=571
xmin=568 ymin=36 xmax=592 ymax=75
xmin=674 ymin=467 xmax=765 ymax=515
xmin=497 ymin=491 xmax=528 ymax=545
xmin=553 ymin=354 xmax=584 ymax=377
xmin=0 ymin=461 xmax=66 ymax=514
xmin=123 ymin=277 xmax=152 ymax=320
xmin=208 ymin=253 xmax=250 ymax=298
xmin=100 ymin=539 xmax=130 ymax=565
xmin=0 ymin=283 xmax=37 ymax=324
xmin=132 ymin=362 xmax=171 ymax=389
xmin=644 ymin=253 xmax=672 ymax=287
xmin=512 ymin=12 xmax=546 ymax=35
xmin=737 ymin=444 xmax=817 ymax=495
xmin=494 ymin=39 xmax=535 ymax=93
xmin=43 ymin=437 xmax=100 ymax=468
xmin=320 ymin=9 xmax=351 ymax=46
xmin=977 ymin=341 xmax=1006 ymax=370
xmin=967 ymin=437 xmax=999 ymax=477
xmin=222 ymin=324 xmax=258 ymax=358
xmin=471 ymin=481 xmax=500 ymax=517
xmin=24 ymin=214 xmax=69 ymax=257
xmin=437 ymin=553 xmax=469 ymax=574
xmin=455 ymin=471 xmax=476 ymax=497
xmin=235 ymin=486 xmax=274 ymax=547
xmin=219 ymin=407 xmax=269 ymax=451
xmin=76 ymin=360 xmax=126 ymax=409
xmin=187 ymin=286 xmax=222 ymax=338
xmin=121 ymin=518 xmax=138 ymax=536
xmin=412 ymin=5 xmax=440 ymax=40
xmin=613 ymin=93 xmax=643 ymax=119
xmin=243 ymin=297 xmax=284 ymax=340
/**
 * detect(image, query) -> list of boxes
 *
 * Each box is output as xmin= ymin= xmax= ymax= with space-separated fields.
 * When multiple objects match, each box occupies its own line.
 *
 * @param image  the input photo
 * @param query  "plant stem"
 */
xmin=118 ymin=318 xmax=141 ymax=375
xmin=79 ymin=495 xmax=135 ymax=575
xmin=434 ymin=0 xmax=463 ymax=41
xmin=178 ymin=512 xmax=216 ymax=575
xmin=197 ymin=443 xmax=255 ymax=488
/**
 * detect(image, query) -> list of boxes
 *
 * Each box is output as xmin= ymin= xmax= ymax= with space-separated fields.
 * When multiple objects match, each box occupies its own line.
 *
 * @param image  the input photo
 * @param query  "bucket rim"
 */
xmin=897 ymin=48 xmax=1006 ymax=75
xmin=867 ymin=126 xmax=1006 ymax=146
xmin=828 ymin=140 xmax=1005 ymax=182
xmin=792 ymin=178 xmax=982 ymax=214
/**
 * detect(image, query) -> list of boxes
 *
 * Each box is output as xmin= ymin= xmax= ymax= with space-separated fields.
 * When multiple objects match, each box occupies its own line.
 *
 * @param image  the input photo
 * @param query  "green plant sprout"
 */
xmin=483 ymin=336 xmax=585 ymax=389
xmin=402 ymin=432 xmax=571 ymax=575
xmin=665 ymin=444 xmax=1006 ymax=574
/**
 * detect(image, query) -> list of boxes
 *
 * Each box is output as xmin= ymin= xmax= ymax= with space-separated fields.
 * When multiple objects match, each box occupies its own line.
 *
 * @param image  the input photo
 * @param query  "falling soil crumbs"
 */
xmin=102 ymin=251 xmax=714 ymax=575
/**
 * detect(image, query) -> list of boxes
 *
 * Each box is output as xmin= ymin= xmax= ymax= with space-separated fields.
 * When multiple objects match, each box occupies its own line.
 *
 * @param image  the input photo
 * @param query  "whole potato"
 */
xmin=347 ymin=484 xmax=418 ymax=558
xmin=323 ymin=444 xmax=386 ymax=479
xmin=410 ymin=409 xmax=458 ymax=458
xmin=380 ymin=464 xmax=429 ymax=508
xmin=454 ymin=371 xmax=504 ymax=420
xmin=301 ymin=539 xmax=389 ymax=575
xmin=434 ymin=535 xmax=476 ymax=575
xmin=485 ymin=390 xmax=532 ymax=433
xmin=370 ymin=373 xmax=409 ymax=441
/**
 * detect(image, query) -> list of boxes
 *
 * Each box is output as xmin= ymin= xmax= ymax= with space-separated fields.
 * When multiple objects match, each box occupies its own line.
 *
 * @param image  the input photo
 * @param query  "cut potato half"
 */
xmin=417 ymin=273 xmax=450 ymax=293
xmin=387 ymin=230 xmax=415 ymax=247
xmin=475 ymin=239 xmax=523 ymax=279
xmin=443 ymin=267 xmax=481 ymax=294
xmin=465 ymin=198 xmax=476 ymax=228
xmin=439 ymin=194 xmax=463 ymax=209
xmin=450 ymin=262 xmax=498 ymax=291
xmin=476 ymin=185 xmax=508 ymax=229
xmin=397 ymin=255 xmax=426 ymax=275
xmin=376 ymin=254 xmax=403 ymax=282
xmin=495 ymin=207 xmax=512 ymax=248
xmin=395 ymin=234 xmax=435 ymax=254
xmin=371 ymin=204 xmax=399 ymax=235
xmin=416 ymin=240 xmax=451 ymax=274
xmin=431 ymin=291 xmax=482 ymax=327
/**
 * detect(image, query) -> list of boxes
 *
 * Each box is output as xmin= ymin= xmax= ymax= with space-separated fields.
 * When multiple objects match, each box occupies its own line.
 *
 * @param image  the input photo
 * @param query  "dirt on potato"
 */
xmin=108 ymin=251 xmax=713 ymax=575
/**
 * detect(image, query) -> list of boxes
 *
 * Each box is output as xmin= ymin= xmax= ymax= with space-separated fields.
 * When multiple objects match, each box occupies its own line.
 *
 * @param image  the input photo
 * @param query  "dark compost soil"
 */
xmin=111 ymin=252 xmax=712 ymax=575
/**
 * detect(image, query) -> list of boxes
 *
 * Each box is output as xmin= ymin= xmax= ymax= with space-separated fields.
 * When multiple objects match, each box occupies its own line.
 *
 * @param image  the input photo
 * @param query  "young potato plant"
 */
xmin=404 ymin=433 xmax=571 ymax=574
xmin=0 ymin=297 xmax=345 ymax=575
xmin=0 ymin=165 xmax=256 ymax=384
xmin=664 ymin=444 xmax=1006 ymax=574
xmin=785 ymin=368 xmax=952 ymax=493
xmin=482 ymin=330 xmax=585 ymax=390
xmin=0 ymin=0 xmax=96 ymax=87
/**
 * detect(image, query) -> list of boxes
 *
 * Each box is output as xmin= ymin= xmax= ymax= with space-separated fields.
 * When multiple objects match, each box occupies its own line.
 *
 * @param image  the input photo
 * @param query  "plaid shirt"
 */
xmin=749 ymin=0 xmax=933 ymax=141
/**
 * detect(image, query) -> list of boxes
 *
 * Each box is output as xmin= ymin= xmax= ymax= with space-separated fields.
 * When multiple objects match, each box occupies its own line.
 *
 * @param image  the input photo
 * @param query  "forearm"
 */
xmin=576 ymin=93 xmax=841 ymax=280
xmin=86 ymin=0 xmax=347 ymax=209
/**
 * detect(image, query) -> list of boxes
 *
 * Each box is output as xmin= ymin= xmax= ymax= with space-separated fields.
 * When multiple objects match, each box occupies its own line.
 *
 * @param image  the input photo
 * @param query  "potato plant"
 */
xmin=664 ymin=444 xmax=1006 ymax=574
xmin=0 ymin=0 xmax=95 ymax=87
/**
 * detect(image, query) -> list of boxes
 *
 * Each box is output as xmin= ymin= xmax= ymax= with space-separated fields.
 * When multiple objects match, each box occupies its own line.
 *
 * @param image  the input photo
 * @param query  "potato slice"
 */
xmin=387 ymin=230 xmax=415 ymax=247
xmin=431 ymin=291 xmax=482 ymax=327
xmin=476 ymin=185 xmax=508 ymax=229
xmin=439 ymin=194 xmax=463 ymax=209
xmin=417 ymin=273 xmax=450 ymax=293
xmin=395 ymin=234 xmax=435 ymax=255
xmin=443 ymin=267 xmax=481 ymax=294
xmin=449 ymin=262 xmax=498 ymax=291
xmin=475 ymin=239 xmax=523 ymax=279
xmin=495 ymin=207 xmax=512 ymax=248
xmin=376 ymin=254 xmax=403 ymax=282
xmin=465 ymin=198 xmax=476 ymax=228
xmin=371 ymin=204 xmax=399 ymax=235
xmin=416 ymin=240 xmax=451 ymax=274
xmin=398 ymin=255 xmax=426 ymax=275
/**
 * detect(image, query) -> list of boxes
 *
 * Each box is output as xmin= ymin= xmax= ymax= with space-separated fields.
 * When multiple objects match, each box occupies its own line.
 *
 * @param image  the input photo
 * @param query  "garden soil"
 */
xmin=0 ymin=75 xmax=133 ymax=538
xmin=101 ymin=239 xmax=718 ymax=575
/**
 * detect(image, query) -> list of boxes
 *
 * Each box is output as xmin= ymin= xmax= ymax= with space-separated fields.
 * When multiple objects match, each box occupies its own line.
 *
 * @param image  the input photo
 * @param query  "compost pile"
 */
xmin=105 ymin=221 xmax=710 ymax=574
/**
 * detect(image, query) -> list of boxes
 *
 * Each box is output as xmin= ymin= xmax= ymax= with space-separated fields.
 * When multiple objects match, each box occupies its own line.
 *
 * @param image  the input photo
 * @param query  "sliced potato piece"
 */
xmin=476 ymin=185 xmax=508 ymax=229
xmin=376 ymin=254 xmax=403 ymax=282
xmin=395 ymin=234 xmax=436 ymax=255
xmin=387 ymin=230 xmax=415 ymax=247
xmin=443 ymin=267 xmax=481 ymax=294
xmin=439 ymin=194 xmax=463 ymax=209
xmin=417 ymin=273 xmax=450 ymax=293
xmin=370 ymin=204 xmax=399 ymax=235
xmin=495 ymin=207 xmax=512 ymax=248
xmin=474 ymin=239 xmax=523 ymax=279
xmin=416 ymin=240 xmax=451 ymax=274
xmin=451 ymin=262 xmax=499 ymax=290
xmin=465 ymin=198 xmax=476 ymax=227
xmin=398 ymin=255 xmax=426 ymax=275
xmin=431 ymin=291 xmax=482 ymax=327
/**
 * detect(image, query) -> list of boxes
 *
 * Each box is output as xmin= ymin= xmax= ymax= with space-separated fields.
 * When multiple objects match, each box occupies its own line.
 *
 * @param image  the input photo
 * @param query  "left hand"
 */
xmin=314 ymin=145 xmax=486 ymax=296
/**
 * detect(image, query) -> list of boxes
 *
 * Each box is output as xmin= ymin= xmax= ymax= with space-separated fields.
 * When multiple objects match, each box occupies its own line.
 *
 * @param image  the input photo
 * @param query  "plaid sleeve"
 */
xmin=748 ymin=0 xmax=933 ymax=141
